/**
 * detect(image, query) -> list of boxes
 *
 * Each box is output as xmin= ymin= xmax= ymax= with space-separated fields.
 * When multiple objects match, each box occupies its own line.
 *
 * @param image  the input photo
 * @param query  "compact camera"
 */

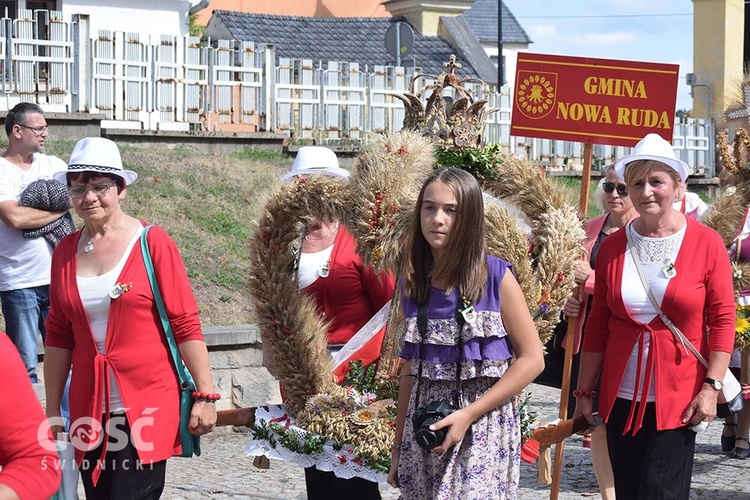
xmin=411 ymin=399 xmax=456 ymax=450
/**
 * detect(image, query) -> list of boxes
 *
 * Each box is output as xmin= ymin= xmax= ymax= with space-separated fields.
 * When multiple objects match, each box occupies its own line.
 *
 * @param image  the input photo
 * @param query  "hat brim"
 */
xmin=54 ymin=165 xmax=138 ymax=185
xmin=281 ymin=167 xmax=351 ymax=184
xmin=613 ymin=154 xmax=688 ymax=183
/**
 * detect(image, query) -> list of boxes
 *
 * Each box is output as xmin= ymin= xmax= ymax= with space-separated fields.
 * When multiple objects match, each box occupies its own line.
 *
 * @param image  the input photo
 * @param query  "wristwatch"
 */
xmin=704 ymin=377 xmax=723 ymax=391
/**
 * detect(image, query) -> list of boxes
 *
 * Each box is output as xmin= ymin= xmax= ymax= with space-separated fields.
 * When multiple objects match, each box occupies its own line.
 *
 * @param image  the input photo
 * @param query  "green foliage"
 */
xmin=249 ymin=421 xmax=277 ymax=448
xmin=519 ymin=392 xmax=537 ymax=442
xmin=435 ymin=144 xmax=503 ymax=181
xmin=363 ymin=453 xmax=391 ymax=474
xmin=188 ymin=13 xmax=206 ymax=38
xmin=344 ymin=360 xmax=378 ymax=392
xmin=548 ymin=175 xmax=602 ymax=217
xmin=344 ymin=360 xmax=399 ymax=401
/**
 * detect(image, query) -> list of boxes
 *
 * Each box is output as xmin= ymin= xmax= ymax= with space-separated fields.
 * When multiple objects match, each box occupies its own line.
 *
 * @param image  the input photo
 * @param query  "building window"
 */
xmin=27 ymin=1 xmax=56 ymax=11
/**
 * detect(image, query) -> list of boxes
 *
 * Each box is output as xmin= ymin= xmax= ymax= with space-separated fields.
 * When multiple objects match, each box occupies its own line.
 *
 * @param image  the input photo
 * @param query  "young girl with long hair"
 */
xmin=387 ymin=167 xmax=544 ymax=499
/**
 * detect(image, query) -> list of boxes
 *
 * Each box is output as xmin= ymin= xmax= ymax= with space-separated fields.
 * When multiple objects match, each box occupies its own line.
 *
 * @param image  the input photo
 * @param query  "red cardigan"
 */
xmin=0 ymin=334 xmax=60 ymax=499
xmin=45 ymin=224 xmax=205 ymax=466
xmin=303 ymin=226 xmax=394 ymax=345
xmin=583 ymin=217 xmax=735 ymax=432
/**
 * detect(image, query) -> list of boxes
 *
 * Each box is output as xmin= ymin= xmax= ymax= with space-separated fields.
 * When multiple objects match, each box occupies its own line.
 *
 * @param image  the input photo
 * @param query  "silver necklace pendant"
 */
xmin=84 ymin=241 xmax=94 ymax=253
xmin=319 ymin=260 xmax=330 ymax=278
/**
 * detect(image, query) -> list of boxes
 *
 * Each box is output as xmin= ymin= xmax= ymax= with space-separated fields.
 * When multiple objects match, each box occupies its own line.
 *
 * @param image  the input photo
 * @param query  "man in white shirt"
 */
xmin=0 ymin=103 xmax=68 ymax=382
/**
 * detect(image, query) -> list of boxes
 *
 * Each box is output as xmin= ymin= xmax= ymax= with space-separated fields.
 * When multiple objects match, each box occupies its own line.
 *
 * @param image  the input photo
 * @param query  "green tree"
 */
xmin=189 ymin=13 xmax=207 ymax=38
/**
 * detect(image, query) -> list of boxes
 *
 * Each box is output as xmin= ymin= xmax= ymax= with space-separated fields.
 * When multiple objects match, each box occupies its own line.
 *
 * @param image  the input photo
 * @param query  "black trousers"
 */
xmin=304 ymin=466 xmax=381 ymax=500
xmin=80 ymin=416 xmax=167 ymax=500
xmin=606 ymin=398 xmax=695 ymax=500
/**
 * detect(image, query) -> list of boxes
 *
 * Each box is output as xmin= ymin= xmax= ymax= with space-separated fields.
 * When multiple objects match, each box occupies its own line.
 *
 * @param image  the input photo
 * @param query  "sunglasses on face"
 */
xmin=602 ymin=181 xmax=628 ymax=196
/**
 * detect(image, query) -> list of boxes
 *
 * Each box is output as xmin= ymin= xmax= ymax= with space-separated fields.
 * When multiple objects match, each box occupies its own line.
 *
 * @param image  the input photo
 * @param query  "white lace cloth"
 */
xmin=244 ymin=404 xmax=388 ymax=484
xmin=628 ymin=223 xmax=686 ymax=264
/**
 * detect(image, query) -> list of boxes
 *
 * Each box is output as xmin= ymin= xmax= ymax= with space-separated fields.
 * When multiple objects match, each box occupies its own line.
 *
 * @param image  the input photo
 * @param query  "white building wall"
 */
xmin=62 ymin=0 xmax=189 ymax=38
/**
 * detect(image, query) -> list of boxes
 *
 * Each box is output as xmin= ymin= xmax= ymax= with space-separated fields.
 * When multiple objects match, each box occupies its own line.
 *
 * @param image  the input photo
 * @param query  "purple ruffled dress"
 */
xmin=397 ymin=256 xmax=520 ymax=500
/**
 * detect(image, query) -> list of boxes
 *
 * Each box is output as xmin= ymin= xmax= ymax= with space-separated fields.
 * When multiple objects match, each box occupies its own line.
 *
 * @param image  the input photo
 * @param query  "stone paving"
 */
xmin=155 ymin=383 xmax=750 ymax=499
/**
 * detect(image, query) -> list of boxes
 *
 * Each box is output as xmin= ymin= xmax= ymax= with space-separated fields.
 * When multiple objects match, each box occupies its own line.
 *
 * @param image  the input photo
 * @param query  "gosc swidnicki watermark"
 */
xmin=37 ymin=408 xmax=158 ymax=453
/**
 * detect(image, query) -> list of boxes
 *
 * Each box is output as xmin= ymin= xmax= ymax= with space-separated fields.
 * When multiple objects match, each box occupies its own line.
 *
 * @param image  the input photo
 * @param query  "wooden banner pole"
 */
xmin=549 ymin=142 xmax=592 ymax=500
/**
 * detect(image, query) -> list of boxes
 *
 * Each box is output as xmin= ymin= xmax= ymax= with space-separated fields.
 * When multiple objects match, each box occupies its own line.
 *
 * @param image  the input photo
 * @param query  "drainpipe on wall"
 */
xmin=189 ymin=0 xmax=211 ymax=16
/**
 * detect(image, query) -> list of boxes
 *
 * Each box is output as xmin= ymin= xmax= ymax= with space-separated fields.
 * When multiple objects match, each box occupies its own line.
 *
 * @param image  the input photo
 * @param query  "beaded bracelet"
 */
xmin=572 ymin=389 xmax=596 ymax=398
xmin=192 ymin=391 xmax=221 ymax=403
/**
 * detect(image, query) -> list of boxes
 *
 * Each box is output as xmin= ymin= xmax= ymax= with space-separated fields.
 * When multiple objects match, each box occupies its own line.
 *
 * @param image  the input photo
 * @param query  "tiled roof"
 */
xmin=208 ymin=11 xmax=480 ymax=78
xmin=462 ymin=0 xmax=532 ymax=44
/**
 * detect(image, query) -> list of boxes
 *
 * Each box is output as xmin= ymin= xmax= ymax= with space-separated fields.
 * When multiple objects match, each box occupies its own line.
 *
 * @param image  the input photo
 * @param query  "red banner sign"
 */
xmin=510 ymin=52 xmax=679 ymax=148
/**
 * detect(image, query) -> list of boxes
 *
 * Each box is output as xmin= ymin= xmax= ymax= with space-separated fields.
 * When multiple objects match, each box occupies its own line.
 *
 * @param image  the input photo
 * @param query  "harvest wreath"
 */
xmin=247 ymin=130 xmax=585 ymax=477
xmin=702 ymin=128 xmax=750 ymax=350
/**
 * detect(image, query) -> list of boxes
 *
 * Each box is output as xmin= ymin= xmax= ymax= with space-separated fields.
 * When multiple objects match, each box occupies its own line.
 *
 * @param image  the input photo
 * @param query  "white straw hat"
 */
xmin=281 ymin=146 xmax=350 ymax=184
xmin=613 ymin=133 xmax=689 ymax=183
xmin=54 ymin=137 xmax=138 ymax=185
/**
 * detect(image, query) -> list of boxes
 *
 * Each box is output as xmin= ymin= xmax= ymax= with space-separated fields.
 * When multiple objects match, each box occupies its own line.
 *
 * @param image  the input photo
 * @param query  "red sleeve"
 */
xmin=146 ymin=225 xmax=204 ymax=344
xmin=45 ymin=234 xmax=76 ymax=350
xmin=0 ymin=335 xmax=61 ymax=499
xmin=582 ymin=236 xmax=616 ymax=353
xmin=360 ymin=265 xmax=395 ymax=311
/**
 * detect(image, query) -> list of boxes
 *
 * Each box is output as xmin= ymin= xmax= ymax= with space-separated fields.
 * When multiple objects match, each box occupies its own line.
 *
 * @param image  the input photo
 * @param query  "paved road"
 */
xmin=154 ymin=383 xmax=750 ymax=499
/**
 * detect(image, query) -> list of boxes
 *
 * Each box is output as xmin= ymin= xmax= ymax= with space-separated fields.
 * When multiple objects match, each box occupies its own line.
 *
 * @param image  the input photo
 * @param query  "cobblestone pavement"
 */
xmin=156 ymin=383 xmax=750 ymax=499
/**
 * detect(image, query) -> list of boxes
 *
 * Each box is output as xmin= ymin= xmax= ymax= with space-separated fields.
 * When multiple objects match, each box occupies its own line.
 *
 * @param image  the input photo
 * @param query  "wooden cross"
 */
xmin=443 ymin=54 xmax=462 ymax=75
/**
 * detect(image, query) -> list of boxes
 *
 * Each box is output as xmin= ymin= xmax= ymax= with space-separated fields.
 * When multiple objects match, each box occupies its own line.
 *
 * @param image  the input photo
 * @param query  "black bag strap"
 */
xmin=414 ymin=296 xmax=466 ymax=409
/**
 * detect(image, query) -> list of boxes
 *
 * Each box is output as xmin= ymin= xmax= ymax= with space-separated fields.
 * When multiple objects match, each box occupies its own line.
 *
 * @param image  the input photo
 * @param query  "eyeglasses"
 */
xmin=602 ymin=181 xmax=628 ymax=196
xmin=69 ymin=182 xmax=116 ymax=198
xmin=18 ymin=124 xmax=48 ymax=135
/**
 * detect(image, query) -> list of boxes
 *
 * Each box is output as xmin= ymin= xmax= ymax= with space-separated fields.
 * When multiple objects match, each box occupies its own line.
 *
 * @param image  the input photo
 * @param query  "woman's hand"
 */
xmin=572 ymin=261 xmax=592 ymax=284
xmin=682 ymin=387 xmax=719 ymax=427
xmin=563 ymin=294 xmax=583 ymax=318
xmin=429 ymin=408 xmax=473 ymax=454
xmin=386 ymin=447 xmax=400 ymax=488
xmin=189 ymin=401 xmax=217 ymax=435
xmin=572 ymin=396 xmax=596 ymax=436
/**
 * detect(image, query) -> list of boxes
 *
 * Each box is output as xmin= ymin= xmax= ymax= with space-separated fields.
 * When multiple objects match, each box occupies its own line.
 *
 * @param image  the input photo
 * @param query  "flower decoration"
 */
xmin=350 ymin=409 xmax=376 ymax=426
xmin=734 ymin=306 xmax=750 ymax=339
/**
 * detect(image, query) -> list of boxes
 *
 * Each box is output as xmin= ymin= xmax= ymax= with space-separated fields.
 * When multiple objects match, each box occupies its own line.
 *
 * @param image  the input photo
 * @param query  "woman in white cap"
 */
xmin=272 ymin=146 xmax=395 ymax=500
xmin=43 ymin=137 xmax=217 ymax=499
xmin=573 ymin=133 xmax=735 ymax=499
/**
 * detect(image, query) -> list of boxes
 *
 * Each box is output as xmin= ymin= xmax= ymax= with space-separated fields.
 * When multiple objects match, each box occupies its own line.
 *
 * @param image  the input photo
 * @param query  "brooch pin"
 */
xmin=661 ymin=261 xmax=677 ymax=279
xmin=109 ymin=282 xmax=133 ymax=299
xmin=459 ymin=298 xmax=477 ymax=324
xmin=319 ymin=260 xmax=330 ymax=278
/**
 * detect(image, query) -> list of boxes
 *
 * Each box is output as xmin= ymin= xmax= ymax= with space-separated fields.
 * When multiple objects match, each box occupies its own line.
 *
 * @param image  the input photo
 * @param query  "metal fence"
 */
xmin=0 ymin=9 xmax=716 ymax=175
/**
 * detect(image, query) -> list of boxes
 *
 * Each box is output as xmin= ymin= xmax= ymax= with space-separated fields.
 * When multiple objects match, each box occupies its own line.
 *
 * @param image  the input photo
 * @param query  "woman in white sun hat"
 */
xmin=573 ymin=133 xmax=735 ymax=499
xmin=44 ymin=137 xmax=217 ymax=499
xmin=269 ymin=146 xmax=394 ymax=500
